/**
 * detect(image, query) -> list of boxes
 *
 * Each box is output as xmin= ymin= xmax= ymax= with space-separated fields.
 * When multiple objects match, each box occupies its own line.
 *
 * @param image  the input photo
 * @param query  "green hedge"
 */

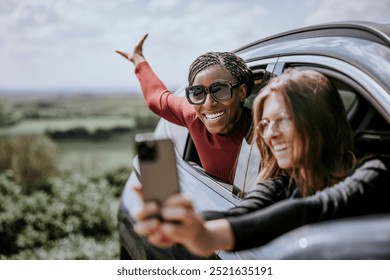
xmin=0 ymin=168 xmax=123 ymax=259
xmin=0 ymin=135 xmax=59 ymax=187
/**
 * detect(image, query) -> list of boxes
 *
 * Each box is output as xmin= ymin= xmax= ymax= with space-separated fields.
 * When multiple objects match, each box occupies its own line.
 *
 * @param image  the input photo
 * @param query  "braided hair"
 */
xmin=188 ymin=52 xmax=254 ymax=97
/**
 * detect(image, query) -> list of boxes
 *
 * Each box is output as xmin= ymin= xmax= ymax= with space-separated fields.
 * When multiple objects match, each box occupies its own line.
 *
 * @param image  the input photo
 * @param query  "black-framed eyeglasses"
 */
xmin=185 ymin=81 xmax=240 ymax=105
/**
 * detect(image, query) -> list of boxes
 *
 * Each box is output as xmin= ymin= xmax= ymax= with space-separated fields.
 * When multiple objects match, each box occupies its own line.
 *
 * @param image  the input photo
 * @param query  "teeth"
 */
xmin=273 ymin=143 xmax=289 ymax=152
xmin=205 ymin=111 xmax=225 ymax=120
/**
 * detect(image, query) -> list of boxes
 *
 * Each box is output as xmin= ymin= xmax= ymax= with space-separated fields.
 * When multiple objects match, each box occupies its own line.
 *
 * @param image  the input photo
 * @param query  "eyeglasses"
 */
xmin=257 ymin=113 xmax=292 ymax=138
xmin=185 ymin=81 xmax=240 ymax=105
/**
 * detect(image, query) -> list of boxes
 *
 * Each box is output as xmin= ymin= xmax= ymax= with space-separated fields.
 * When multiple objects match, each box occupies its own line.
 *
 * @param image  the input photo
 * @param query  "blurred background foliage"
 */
xmin=0 ymin=93 xmax=159 ymax=259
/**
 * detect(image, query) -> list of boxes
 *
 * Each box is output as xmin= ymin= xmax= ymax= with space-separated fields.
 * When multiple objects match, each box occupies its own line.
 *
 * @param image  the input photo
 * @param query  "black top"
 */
xmin=203 ymin=156 xmax=390 ymax=251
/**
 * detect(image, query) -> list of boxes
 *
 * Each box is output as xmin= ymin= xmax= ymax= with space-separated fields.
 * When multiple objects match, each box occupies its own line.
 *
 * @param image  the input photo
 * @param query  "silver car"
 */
xmin=118 ymin=21 xmax=390 ymax=259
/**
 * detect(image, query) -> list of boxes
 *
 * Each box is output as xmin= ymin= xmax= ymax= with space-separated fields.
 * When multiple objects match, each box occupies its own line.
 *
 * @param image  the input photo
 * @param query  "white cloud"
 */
xmin=1 ymin=0 xmax=390 ymax=93
xmin=306 ymin=0 xmax=390 ymax=25
xmin=1 ymin=0 xmax=272 ymax=92
xmin=127 ymin=1 xmax=269 ymax=88
xmin=148 ymin=0 xmax=182 ymax=13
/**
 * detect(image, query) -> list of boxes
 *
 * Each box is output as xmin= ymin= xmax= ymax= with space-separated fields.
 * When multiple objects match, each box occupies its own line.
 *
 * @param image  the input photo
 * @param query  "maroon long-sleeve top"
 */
xmin=135 ymin=61 xmax=251 ymax=184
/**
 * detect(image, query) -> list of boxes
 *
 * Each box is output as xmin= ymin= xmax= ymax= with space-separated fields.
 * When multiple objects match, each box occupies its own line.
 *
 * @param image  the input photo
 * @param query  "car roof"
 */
xmin=235 ymin=21 xmax=390 ymax=53
xmin=234 ymin=21 xmax=390 ymax=94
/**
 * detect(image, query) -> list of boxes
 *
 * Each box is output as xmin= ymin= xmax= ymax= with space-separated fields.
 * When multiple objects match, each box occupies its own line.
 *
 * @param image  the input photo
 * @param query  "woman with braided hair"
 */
xmin=117 ymin=34 xmax=254 ymax=184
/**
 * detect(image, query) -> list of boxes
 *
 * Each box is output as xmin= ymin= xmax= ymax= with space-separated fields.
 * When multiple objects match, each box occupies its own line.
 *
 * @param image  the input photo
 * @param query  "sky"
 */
xmin=1 ymin=0 xmax=390 ymax=95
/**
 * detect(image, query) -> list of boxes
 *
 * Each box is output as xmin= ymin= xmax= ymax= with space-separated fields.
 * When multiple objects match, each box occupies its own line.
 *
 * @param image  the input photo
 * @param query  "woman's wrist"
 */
xmin=131 ymin=54 xmax=146 ymax=66
xmin=204 ymin=219 xmax=234 ymax=252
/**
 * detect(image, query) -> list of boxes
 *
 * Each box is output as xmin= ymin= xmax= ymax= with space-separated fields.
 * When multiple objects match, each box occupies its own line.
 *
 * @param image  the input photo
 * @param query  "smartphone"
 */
xmin=135 ymin=133 xmax=180 ymax=204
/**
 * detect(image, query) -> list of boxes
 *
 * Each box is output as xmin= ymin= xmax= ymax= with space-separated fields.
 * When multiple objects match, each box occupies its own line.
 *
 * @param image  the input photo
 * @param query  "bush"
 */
xmin=0 ymin=102 xmax=23 ymax=127
xmin=0 ymin=169 xmax=119 ymax=258
xmin=134 ymin=114 xmax=159 ymax=130
xmin=104 ymin=166 xmax=131 ymax=198
xmin=9 ymin=234 xmax=119 ymax=260
xmin=0 ymin=135 xmax=59 ymax=187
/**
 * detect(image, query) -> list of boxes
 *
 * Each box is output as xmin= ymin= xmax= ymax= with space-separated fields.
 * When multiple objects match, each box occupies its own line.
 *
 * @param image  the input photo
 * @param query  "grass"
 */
xmin=0 ymin=117 xmax=136 ymax=136
xmin=56 ymin=132 xmax=140 ymax=178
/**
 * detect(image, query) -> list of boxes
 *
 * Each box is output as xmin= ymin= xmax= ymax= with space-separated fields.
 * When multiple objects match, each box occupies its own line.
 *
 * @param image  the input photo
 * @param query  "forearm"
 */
xmin=183 ymin=219 xmax=234 ymax=256
xmin=135 ymin=61 xmax=169 ymax=108
xmin=228 ymin=199 xmax=313 ymax=251
xmin=135 ymin=62 xmax=193 ymax=125
xmin=203 ymin=176 xmax=289 ymax=221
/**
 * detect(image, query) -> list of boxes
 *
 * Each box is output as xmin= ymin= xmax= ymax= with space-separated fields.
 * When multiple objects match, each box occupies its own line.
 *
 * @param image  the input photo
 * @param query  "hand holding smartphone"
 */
xmin=135 ymin=133 xmax=180 ymax=205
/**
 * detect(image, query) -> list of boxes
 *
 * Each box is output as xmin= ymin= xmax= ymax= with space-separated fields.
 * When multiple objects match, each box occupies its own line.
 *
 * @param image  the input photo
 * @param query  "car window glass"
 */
xmin=338 ymin=89 xmax=357 ymax=112
xmin=245 ymin=66 xmax=272 ymax=109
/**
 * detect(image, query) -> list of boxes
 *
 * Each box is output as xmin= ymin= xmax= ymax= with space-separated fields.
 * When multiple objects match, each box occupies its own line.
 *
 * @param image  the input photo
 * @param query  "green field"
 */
xmin=0 ymin=118 xmax=141 ymax=177
xmin=0 ymin=94 xmax=158 ymax=176
xmin=0 ymin=93 xmax=158 ymax=259
xmin=0 ymin=117 xmax=136 ymax=136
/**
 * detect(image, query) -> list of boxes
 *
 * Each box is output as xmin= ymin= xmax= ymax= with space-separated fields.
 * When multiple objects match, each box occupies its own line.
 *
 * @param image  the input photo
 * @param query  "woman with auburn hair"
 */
xmin=133 ymin=68 xmax=390 ymax=256
xmin=253 ymin=67 xmax=356 ymax=196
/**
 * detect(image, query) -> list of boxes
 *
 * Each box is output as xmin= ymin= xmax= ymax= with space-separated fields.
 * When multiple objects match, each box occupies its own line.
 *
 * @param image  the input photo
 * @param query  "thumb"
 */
xmin=133 ymin=184 xmax=144 ymax=201
xmin=115 ymin=50 xmax=130 ymax=60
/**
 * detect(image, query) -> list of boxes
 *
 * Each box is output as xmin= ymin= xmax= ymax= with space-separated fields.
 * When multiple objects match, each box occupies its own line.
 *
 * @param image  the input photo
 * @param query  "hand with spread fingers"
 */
xmin=116 ymin=33 xmax=148 ymax=66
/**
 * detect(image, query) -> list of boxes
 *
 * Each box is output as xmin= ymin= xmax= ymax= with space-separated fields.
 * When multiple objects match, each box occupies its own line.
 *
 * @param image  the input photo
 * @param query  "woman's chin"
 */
xmin=276 ymin=158 xmax=293 ymax=170
xmin=206 ymin=125 xmax=229 ymax=135
xmin=207 ymin=128 xmax=223 ymax=135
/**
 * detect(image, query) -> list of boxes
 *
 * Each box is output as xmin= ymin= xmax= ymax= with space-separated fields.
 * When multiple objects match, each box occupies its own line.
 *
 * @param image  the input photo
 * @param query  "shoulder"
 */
xmin=354 ymin=155 xmax=390 ymax=173
xmin=348 ymin=155 xmax=390 ymax=185
xmin=245 ymin=175 xmax=291 ymax=198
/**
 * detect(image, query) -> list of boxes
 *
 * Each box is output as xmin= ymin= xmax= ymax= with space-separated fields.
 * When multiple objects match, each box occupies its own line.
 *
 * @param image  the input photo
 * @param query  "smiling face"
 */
xmin=261 ymin=90 xmax=296 ymax=169
xmin=192 ymin=65 xmax=246 ymax=135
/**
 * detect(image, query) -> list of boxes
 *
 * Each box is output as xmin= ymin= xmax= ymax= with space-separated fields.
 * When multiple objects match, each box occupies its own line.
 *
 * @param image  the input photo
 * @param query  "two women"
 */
xmin=134 ymin=68 xmax=390 ymax=256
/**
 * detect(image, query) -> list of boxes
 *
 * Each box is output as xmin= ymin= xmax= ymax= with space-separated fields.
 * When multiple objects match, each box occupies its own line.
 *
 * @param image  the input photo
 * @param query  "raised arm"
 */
xmin=116 ymin=34 xmax=194 ymax=126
